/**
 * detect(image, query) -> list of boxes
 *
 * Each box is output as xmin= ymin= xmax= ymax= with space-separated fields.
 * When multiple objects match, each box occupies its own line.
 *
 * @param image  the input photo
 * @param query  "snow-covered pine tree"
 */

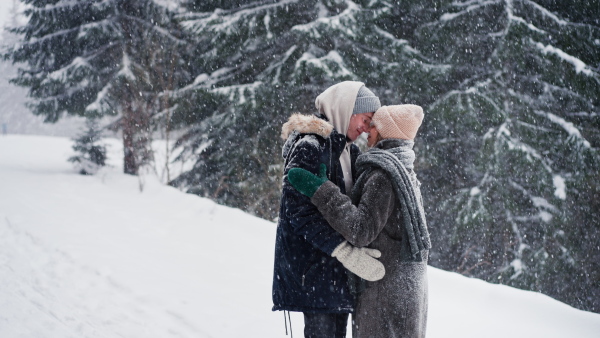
xmin=4 ymin=0 xmax=190 ymax=175
xmin=69 ymin=118 xmax=107 ymax=175
xmin=414 ymin=0 xmax=600 ymax=312
xmin=172 ymin=0 xmax=448 ymax=219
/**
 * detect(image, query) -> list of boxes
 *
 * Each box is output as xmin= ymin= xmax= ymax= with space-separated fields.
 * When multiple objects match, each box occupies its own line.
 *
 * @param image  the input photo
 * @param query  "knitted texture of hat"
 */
xmin=373 ymin=105 xmax=424 ymax=140
xmin=352 ymin=85 xmax=381 ymax=115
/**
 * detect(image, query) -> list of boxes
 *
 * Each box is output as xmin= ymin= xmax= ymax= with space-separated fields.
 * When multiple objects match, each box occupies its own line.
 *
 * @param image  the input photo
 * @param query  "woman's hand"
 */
xmin=332 ymin=241 xmax=385 ymax=281
xmin=287 ymin=163 xmax=328 ymax=198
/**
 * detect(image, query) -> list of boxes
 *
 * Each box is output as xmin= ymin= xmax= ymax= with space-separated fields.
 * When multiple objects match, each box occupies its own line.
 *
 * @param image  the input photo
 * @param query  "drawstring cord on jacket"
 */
xmin=283 ymin=311 xmax=293 ymax=337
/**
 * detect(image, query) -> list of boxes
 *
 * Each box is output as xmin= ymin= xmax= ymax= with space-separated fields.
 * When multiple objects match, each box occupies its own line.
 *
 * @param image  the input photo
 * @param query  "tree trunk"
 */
xmin=122 ymin=101 xmax=138 ymax=175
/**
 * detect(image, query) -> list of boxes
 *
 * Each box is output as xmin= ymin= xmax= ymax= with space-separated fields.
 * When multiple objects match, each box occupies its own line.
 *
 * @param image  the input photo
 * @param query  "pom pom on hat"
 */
xmin=372 ymin=104 xmax=424 ymax=140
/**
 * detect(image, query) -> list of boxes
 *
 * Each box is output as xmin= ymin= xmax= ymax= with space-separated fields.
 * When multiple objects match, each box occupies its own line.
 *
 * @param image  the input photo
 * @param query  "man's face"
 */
xmin=346 ymin=112 xmax=374 ymax=141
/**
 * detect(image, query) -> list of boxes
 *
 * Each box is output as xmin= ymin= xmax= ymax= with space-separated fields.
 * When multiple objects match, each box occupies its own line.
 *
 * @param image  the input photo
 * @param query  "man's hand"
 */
xmin=332 ymin=241 xmax=385 ymax=282
xmin=287 ymin=163 xmax=328 ymax=198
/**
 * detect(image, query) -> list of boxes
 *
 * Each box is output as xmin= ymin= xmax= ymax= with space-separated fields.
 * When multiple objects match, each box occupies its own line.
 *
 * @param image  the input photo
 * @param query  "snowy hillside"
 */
xmin=0 ymin=135 xmax=599 ymax=338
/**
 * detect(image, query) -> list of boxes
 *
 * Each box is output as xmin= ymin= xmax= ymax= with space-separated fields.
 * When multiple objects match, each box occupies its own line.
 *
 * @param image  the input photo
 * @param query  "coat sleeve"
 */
xmin=310 ymin=170 xmax=395 ymax=248
xmin=282 ymin=136 xmax=346 ymax=255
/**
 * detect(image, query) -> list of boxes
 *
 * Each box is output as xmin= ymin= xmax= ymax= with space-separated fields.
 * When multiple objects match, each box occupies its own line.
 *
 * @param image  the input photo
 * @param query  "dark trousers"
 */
xmin=303 ymin=312 xmax=349 ymax=338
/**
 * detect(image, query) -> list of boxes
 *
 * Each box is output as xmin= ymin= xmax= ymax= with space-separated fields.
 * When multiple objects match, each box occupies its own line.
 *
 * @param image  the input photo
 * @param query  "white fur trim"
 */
xmin=281 ymin=113 xmax=334 ymax=140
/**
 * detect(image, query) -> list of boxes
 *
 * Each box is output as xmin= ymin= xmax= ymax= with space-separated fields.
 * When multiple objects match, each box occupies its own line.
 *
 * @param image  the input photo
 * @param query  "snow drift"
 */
xmin=0 ymin=135 xmax=598 ymax=337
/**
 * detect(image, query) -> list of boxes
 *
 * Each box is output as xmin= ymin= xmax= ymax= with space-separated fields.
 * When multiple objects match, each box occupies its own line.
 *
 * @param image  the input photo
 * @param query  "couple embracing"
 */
xmin=272 ymin=81 xmax=431 ymax=338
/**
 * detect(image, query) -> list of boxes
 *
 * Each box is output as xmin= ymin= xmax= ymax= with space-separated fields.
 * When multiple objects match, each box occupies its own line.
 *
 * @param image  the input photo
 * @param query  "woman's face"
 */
xmin=367 ymin=125 xmax=380 ymax=147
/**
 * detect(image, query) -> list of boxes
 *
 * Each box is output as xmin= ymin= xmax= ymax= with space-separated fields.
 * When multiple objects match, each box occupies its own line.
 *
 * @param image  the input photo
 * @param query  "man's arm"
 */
xmin=282 ymin=136 xmax=346 ymax=255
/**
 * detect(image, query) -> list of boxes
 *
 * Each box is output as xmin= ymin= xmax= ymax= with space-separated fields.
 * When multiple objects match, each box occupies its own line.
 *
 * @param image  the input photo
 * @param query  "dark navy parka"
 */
xmin=272 ymin=114 xmax=359 ymax=313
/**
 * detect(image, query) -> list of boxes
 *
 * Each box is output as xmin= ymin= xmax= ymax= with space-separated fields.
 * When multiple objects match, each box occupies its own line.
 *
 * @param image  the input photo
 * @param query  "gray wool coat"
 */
xmin=311 ymin=144 xmax=429 ymax=338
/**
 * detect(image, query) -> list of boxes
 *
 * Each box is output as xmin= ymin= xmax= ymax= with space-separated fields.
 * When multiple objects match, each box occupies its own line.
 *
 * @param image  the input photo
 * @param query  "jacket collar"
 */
xmin=281 ymin=113 xmax=347 ymax=159
xmin=281 ymin=113 xmax=333 ymax=140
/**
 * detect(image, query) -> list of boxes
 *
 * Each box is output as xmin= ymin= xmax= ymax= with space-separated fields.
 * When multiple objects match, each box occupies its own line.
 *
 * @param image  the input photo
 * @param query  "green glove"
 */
xmin=287 ymin=163 xmax=328 ymax=198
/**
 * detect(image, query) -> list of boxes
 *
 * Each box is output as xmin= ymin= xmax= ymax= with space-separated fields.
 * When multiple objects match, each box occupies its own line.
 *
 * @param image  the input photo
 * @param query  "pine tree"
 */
xmin=171 ymin=0 xmax=449 ymax=219
xmin=4 ymin=0 xmax=190 ymax=175
xmin=413 ymin=0 xmax=600 ymax=311
xmin=69 ymin=118 xmax=107 ymax=175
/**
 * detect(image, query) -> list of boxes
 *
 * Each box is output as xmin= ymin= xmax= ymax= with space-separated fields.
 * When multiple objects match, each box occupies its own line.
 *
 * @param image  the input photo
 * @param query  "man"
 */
xmin=272 ymin=81 xmax=383 ymax=337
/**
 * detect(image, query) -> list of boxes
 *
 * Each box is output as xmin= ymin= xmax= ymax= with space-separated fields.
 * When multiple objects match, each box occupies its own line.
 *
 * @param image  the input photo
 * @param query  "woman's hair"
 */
xmin=371 ymin=121 xmax=385 ymax=144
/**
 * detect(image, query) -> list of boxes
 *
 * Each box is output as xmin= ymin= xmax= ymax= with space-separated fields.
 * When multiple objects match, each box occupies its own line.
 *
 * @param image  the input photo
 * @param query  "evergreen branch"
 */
xmin=351 ymin=39 xmax=447 ymax=71
xmin=495 ymin=121 xmax=554 ymax=174
xmin=176 ymin=66 xmax=243 ymax=93
xmin=534 ymin=110 xmax=592 ymax=148
xmin=519 ymin=0 xmax=569 ymax=26
xmin=183 ymin=0 xmax=299 ymax=34
xmin=373 ymin=26 xmax=410 ymax=47
xmin=509 ymin=180 xmax=559 ymax=213
xmin=293 ymin=49 xmax=355 ymax=79
xmin=85 ymin=83 xmax=113 ymax=113
xmin=429 ymin=86 xmax=503 ymax=115
xmin=20 ymin=42 xmax=119 ymax=76
xmin=120 ymin=14 xmax=186 ymax=45
xmin=505 ymin=212 xmax=528 ymax=280
xmin=150 ymin=103 xmax=178 ymax=120
xmin=506 ymin=78 xmax=597 ymax=119
xmin=21 ymin=26 xmax=80 ymax=45
xmin=43 ymin=57 xmax=93 ymax=83
xmin=292 ymin=1 xmax=359 ymax=37
xmin=457 ymin=173 xmax=490 ymax=224
xmin=175 ymin=12 xmax=213 ymax=21
xmin=537 ymin=82 xmax=594 ymax=107
xmin=451 ymin=0 xmax=499 ymax=8
xmin=259 ymin=45 xmax=297 ymax=84
xmin=532 ymin=39 xmax=599 ymax=80
xmin=508 ymin=14 xmax=546 ymax=34
xmin=514 ymin=120 xmax=553 ymax=133
xmin=210 ymin=0 xmax=297 ymax=16
xmin=79 ymin=42 xmax=121 ymax=64
xmin=440 ymin=0 xmax=500 ymax=23
xmin=211 ymin=81 xmax=263 ymax=106
xmin=77 ymin=19 xmax=120 ymax=39
xmin=30 ymin=0 xmax=109 ymax=12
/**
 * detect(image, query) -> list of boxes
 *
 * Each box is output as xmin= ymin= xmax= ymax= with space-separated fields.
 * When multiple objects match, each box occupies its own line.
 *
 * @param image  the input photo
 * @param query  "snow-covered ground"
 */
xmin=0 ymin=134 xmax=599 ymax=337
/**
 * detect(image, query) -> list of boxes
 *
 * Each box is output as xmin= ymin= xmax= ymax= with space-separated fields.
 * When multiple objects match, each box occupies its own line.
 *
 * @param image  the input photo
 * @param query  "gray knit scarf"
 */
xmin=353 ymin=139 xmax=431 ymax=259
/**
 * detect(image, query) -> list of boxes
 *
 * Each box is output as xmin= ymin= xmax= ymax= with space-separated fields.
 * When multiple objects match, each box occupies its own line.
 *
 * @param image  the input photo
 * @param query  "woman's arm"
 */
xmin=311 ymin=170 xmax=396 ymax=247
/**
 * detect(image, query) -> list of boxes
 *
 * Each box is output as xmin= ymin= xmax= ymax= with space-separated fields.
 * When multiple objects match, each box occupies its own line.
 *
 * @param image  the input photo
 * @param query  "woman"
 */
xmin=287 ymin=104 xmax=431 ymax=338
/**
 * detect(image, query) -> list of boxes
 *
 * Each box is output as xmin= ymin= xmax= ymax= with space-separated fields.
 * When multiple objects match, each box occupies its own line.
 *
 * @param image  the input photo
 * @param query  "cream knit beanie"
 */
xmin=372 ymin=104 xmax=424 ymax=140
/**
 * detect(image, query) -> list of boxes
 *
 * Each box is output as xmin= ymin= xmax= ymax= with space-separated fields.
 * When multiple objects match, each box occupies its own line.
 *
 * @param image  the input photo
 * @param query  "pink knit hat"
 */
xmin=372 ymin=104 xmax=424 ymax=140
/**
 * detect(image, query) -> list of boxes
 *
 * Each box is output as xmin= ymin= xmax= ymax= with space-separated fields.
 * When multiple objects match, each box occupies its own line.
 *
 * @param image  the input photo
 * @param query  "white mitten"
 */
xmin=331 ymin=241 xmax=385 ymax=282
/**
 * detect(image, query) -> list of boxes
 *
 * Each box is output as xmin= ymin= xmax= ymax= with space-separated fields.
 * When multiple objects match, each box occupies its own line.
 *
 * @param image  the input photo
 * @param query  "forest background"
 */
xmin=2 ymin=0 xmax=599 ymax=313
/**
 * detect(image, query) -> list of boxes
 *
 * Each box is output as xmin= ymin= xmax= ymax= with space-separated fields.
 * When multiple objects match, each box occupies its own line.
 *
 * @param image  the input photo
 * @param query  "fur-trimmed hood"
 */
xmin=281 ymin=113 xmax=333 ymax=140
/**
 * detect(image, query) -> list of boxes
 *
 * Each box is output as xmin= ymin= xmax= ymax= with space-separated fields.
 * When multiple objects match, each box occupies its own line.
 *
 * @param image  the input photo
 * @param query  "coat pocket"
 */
xmin=300 ymin=252 xmax=319 ymax=288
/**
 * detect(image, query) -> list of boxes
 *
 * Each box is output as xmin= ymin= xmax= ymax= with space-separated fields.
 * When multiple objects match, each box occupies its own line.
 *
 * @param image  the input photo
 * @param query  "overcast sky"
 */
xmin=0 ymin=1 xmax=13 ymax=27
xmin=0 ymin=0 xmax=26 ymax=40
